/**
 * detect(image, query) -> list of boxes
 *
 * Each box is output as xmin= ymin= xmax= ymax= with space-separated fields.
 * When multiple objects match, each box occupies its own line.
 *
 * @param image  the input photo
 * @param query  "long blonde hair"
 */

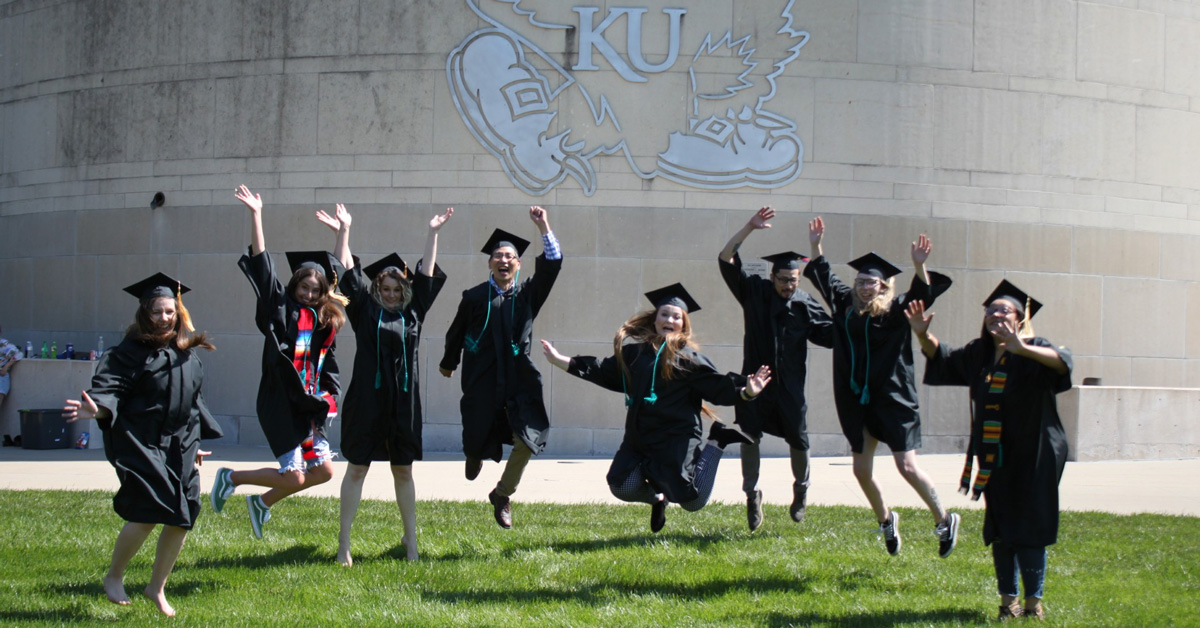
xmin=852 ymin=277 xmax=895 ymax=318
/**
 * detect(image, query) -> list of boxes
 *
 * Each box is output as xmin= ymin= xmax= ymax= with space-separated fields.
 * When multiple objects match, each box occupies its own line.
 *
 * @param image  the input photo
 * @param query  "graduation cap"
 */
xmin=762 ymin=251 xmax=810 ymax=273
xmin=644 ymin=283 xmax=701 ymax=313
xmin=123 ymin=272 xmax=190 ymax=301
xmin=847 ymin=252 xmax=902 ymax=279
xmin=481 ymin=228 xmax=530 ymax=257
xmin=983 ymin=279 xmax=1042 ymax=320
xmin=362 ymin=253 xmax=409 ymax=281
xmin=285 ymin=251 xmax=338 ymax=282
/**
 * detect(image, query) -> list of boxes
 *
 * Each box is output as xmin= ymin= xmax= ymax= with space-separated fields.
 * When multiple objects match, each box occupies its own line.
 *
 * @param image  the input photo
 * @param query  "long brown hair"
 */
xmin=613 ymin=307 xmax=698 ymax=383
xmin=286 ymin=268 xmax=348 ymax=330
xmin=126 ymin=296 xmax=215 ymax=352
xmin=852 ymin=277 xmax=895 ymax=318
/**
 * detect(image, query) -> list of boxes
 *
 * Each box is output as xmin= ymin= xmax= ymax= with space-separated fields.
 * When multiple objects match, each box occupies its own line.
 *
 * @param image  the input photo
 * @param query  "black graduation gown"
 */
xmin=88 ymin=337 xmax=223 ymax=529
xmin=924 ymin=337 xmax=1073 ymax=547
xmin=239 ymin=249 xmax=341 ymax=458
xmin=568 ymin=344 xmax=747 ymax=504
xmin=440 ymin=254 xmax=561 ymax=462
xmin=803 ymin=255 xmax=952 ymax=452
xmin=720 ymin=254 xmax=834 ymax=449
xmin=339 ymin=260 xmax=446 ymax=465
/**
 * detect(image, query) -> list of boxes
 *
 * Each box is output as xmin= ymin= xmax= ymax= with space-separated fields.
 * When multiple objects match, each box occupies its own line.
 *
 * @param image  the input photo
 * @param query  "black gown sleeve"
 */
xmin=341 ymin=258 xmax=371 ymax=325
xmin=440 ymin=292 xmax=472 ymax=372
xmin=923 ymin=341 xmax=976 ymax=387
xmin=567 ymin=355 xmax=624 ymax=394
xmin=86 ymin=342 xmax=140 ymax=430
xmin=684 ymin=350 xmax=747 ymax=407
xmin=195 ymin=357 xmax=223 ymax=440
xmin=238 ymin=247 xmax=287 ymax=337
xmin=410 ymin=260 xmax=448 ymax=320
xmin=799 ymin=292 xmax=835 ymax=349
xmin=718 ymin=254 xmax=749 ymax=305
xmin=526 ymin=253 xmax=563 ymax=318
xmin=802 ymin=255 xmax=851 ymax=313
xmin=899 ymin=271 xmax=953 ymax=308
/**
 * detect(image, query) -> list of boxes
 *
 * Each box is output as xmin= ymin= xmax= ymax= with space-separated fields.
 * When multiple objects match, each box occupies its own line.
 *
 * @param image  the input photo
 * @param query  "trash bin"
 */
xmin=19 ymin=409 xmax=84 ymax=450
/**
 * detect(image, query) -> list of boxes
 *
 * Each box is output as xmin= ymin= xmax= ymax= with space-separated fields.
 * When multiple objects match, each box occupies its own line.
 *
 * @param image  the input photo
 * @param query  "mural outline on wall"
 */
xmin=446 ymin=0 xmax=809 ymax=196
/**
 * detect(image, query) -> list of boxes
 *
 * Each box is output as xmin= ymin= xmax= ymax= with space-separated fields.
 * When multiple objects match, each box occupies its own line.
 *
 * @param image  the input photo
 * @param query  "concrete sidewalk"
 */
xmin=2 ymin=445 xmax=1196 ymax=517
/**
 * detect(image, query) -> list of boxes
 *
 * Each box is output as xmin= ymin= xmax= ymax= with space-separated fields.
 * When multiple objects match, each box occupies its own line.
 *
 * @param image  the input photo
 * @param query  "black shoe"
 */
xmin=465 ymin=458 xmax=482 ymax=481
xmin=880 ymin=510 xmax=901 ymax=556
xmin=789 ymin=488 xmax=808 ymax=523
xmin=936 ymin=512 xmax=960 ymax=558
xmin=746 ymin=490 xmax=764 ymax=531
xmin=488 ymin=490 xmax=512 ymax=529
xmin=650 ymin=496 xmax=667 ymax=533
xmin=708 ymin=422 xmax=753 ymax=448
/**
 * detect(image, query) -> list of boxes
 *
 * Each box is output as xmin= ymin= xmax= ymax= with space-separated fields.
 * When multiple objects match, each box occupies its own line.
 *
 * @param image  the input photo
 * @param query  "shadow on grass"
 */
xmin=766 ymin=608 xmax=982 ymax=627
xmin=189 ymin=543 xmax=326 ymax=570
xmin=424 ymin=573 xmax=815 ymax=605
xmin=429 ymin=531 xmax=731 ymax=562
xmin=46 ymin=575 xmax=223 ymax=600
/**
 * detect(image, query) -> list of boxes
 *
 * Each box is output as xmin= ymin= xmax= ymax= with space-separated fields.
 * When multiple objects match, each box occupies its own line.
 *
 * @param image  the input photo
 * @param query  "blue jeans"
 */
xmin=992 ymin=540 xmax=1047 ymax=599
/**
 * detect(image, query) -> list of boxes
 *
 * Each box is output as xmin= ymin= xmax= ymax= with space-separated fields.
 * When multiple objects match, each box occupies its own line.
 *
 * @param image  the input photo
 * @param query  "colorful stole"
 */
xmin=293 ymin=307 xmax=338 ymax=418
xmin=960 ymin=354 xmax=1007 ymax=500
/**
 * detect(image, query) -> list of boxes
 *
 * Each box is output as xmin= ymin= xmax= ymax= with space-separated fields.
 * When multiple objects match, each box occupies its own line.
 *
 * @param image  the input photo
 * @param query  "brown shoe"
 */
xmin=1023 ymin=601 xmax=1045 ymax=620
xmin=997 ymin=603 xmax=1024 ymax=620
xmin=789 ymin=488 xmax=808 ymax=523
xmin=746 ymin=490 xmax=764 ymax=531
xmin=488 ymin=490 xmax=512 ymax=529
xmin=465 ymin=458 xmax=482 ymax=481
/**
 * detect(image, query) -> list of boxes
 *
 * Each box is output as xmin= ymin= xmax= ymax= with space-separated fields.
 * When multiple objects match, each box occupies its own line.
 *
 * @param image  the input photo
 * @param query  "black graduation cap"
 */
xmin=123 ymin=272 xmax=190 ymax=300
xmin=644 ymin=283 xmax=701 ymax=313
xmin=762 ymin=251 xmax=810 ymax=273
xmin=286 ymin=251 xmax=338 ymax=282
xmin=847 ymin=252 xmax=902 ymax=279
xmin=983 ymin=279 xmax=1042 ymax=319
xmin=362 ymin=253 xmax=409 ymax=280
xmin=481 ymin=228 xmax=530 ymax=257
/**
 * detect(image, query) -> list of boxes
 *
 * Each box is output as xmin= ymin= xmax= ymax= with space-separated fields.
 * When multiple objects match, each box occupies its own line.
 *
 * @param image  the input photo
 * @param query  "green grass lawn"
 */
xmin=1 ymin=490 xmax=1197 ymax=627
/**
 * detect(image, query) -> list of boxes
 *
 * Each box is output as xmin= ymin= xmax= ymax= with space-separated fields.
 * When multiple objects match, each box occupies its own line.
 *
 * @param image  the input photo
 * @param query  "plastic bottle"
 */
xmin=97 ymin=335 xmax=104 ymax=355
xmin=40 ymin=341 xmax=48 ymax=359
xmin=50 ymin=340 xmax=58 ymax=359
xmin=25 ymin=341 xmax=32 ymax=358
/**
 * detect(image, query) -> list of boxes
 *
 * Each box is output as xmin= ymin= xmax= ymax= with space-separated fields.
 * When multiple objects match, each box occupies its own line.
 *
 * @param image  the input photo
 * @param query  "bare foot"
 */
xmin=401 ymin=535 xmax=418 ymax=561
xmin=143 ymin=588 xmax=176 ymax=617
xmin=103 ymin=575 xmax=131 ymax=605
xmin=336 ymin=543 xmax=353 ymax=567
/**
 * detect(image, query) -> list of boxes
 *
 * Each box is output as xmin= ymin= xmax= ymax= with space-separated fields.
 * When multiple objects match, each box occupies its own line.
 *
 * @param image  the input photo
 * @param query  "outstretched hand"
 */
xmin=911 ymin=233 xmax=932 ymax=265
xmin=430 ymin=207 xmax=454 ymax=231
xmin=234 ymin=185 xmax=262 ymax=215
xmin=315 ymin=204 xmax=351 ymax=232
xmin=990 ymin=319 xmax=1027 ymax=354
xmin=746 ymin=365 xmax=772 ymax=397
xmin=748 ymin=206 xmax=775 ymax=230
xmin=195 ymin=449 xmax=212 ymax=466
xmin=540 ymin=339 xmax=570 ymax=371
xmin=62 ymin=391 xmax=100 ymax=423
xmin=904 ymin=300 xmax=933 ymax=336
xmin=808 ymin=216 xmax=824 ymax=247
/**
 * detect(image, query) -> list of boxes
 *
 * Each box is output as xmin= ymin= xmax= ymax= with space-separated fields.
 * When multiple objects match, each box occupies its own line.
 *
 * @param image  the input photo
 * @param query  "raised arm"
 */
xmin=315 ymin=204 xmax=354 ymax=271
xmin=235 ymin=185 xmax=266 ymax=256
xmin=720 ymin=206 xmax=774 ymax=263
xmin=990 ymin=321 xmax=1069 ymax=375
xmin=904 ymin=300 xmax=939 ymax=359
xmin=530 ymin=204 xmax=551 ymax=237
xmin=422 ymin=207 xmax=454 ymax=277
xmin=808 ymin=216 xmax=824 ymax=260
xmin=540 ymin=339 xmax=570 ymax=372
xmin=911 ymin=233 xmax=931 ymax=286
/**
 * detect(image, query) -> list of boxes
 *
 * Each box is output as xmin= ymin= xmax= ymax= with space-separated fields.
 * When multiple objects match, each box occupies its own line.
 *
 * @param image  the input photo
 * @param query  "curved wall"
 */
xmin=2 ymin=0 xmax=1199 ymax=455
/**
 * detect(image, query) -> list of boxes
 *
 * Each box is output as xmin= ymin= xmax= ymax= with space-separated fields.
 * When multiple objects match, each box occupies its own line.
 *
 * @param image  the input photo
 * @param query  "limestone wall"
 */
xmin=2 ymin=0 xmax=1199 ymax=456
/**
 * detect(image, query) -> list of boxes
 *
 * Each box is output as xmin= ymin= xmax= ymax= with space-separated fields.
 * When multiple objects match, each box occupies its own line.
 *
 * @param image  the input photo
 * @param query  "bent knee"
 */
xmin=391 ymin=465 xmax=413 ymax=482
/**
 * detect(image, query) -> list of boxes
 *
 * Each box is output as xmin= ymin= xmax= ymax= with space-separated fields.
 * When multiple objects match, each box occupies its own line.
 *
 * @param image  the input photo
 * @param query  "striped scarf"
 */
xmin=293 ymin=307 xmax=338 ymax=418
xmin=960 ymin=354 xmax=1007 ymax=500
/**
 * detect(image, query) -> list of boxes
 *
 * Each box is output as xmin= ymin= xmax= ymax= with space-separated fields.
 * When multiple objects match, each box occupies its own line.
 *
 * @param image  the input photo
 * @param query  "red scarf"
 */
xmin=294 ymin=307 xmax=337 ymax=417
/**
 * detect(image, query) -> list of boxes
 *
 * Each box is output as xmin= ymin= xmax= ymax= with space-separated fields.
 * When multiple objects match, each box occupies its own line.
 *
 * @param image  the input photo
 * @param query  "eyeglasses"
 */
xmin=773 ymin=276 xmax=800 ymax=286
xmin=985 ymin=305 xmax=1018 ymax=316
xmin=491 ymin=253 xmax=518 ymax=262
xmin=854 ymin=279 xmax=882 ymax=288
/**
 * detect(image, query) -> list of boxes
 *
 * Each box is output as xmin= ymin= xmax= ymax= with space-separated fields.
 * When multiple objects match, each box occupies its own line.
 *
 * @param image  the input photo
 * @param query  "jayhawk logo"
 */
xmin=447 ymin=0 xmax=808 ymax=196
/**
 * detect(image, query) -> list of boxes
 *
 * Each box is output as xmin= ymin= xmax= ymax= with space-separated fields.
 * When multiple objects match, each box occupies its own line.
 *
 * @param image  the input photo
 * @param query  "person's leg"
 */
xmin=337 ymin=462 xmax=370 ymax=566
xmin=740 ymin=439 xmax=764 ymax=530
xmin=391 ymin=464 xmax=418 ymax=561
xmin=891 ymin=449 xmax=948 ymax=523
xmin=852 ymin=432 xmax=888 ymax=522
xmin=680 ymin=443 xmax=724 ymax=512
xmin=1016 ymin=546 xmax=1048 ymax=617
xmin=143 ymin=525 xmax=188 ymax=617
xmin=608 ymin=467 xmax=659 ymax=504
xmin=789 ymin=446 xmax=811 ymax=521
xmin=992 ymin=541 xmax=1023 ymax=618
xmin=495 ymin=437 xmax=533 ymax=497
xmin=104 ymin=522 xmax=155 ymax=605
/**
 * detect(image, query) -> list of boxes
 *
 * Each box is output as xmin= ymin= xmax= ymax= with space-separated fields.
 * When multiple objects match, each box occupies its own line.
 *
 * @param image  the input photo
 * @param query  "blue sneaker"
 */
xmin=210 ymin=467 xmax=235 ymax=514
xmin=247 ymin=495 xmax=271 ymax=539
